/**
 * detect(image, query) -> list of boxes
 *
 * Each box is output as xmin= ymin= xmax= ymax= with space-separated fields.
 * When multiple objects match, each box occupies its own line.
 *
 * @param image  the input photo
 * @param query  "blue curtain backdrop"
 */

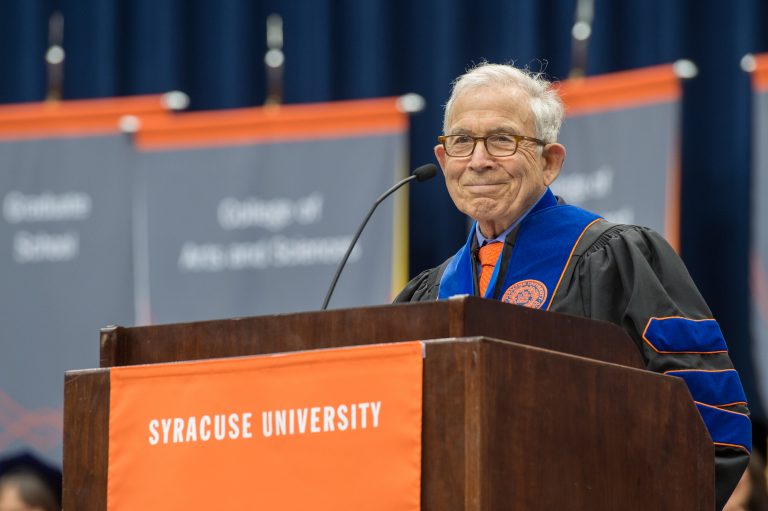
xmin=2 ymin=0 xmax=768 ymax=429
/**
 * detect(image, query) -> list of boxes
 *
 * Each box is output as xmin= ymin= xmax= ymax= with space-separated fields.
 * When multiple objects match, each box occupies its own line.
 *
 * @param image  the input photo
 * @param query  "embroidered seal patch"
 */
xmin=501 ymin=280 xmax=548 ymax=309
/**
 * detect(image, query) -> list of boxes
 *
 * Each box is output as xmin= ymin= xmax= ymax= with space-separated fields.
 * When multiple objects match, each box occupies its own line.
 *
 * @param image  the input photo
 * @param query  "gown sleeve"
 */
xmin=551 ymin=224 xmax=751 ymax=510
xmin=393 ymin=260 xmax=448 ymax=303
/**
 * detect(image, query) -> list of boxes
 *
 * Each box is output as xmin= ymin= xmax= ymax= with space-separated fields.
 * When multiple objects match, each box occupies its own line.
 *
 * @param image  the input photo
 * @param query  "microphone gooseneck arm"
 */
xmin=321 ymin=163 xmax=437 ymax=310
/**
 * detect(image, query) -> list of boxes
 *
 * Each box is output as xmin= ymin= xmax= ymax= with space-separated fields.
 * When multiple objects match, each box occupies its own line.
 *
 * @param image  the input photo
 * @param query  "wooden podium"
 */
xmin=63 ymin=297 xmax=714 ymax=509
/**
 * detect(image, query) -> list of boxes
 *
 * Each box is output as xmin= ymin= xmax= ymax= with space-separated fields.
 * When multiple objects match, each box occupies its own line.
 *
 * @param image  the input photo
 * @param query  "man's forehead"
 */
xmin=447 ymin=86 xmax=534 ymax=132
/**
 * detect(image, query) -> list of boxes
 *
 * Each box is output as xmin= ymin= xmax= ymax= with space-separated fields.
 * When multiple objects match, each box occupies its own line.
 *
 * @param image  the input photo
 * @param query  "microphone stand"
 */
xmin=321 ymin=164 xmax=436 ymax=310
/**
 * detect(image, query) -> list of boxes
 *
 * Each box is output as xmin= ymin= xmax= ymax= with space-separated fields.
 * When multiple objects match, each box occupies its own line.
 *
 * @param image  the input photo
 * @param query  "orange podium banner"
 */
xmin=107 ymin=342 xmax=423 ymax=510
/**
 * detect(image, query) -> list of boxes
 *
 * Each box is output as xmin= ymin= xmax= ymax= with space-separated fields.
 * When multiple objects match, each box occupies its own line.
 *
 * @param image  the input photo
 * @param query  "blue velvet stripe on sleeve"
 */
xmin=695 ymin=403 xmax=752 ymax=452
xmin=643 ymin=317 xmax=728 ymax=353
xmin=666 ymin=369 xmax=748 ymax=407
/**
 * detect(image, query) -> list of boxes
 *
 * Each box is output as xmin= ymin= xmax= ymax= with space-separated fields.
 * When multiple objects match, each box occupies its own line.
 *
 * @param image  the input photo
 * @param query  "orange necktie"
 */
xmin=478 ymin=242 xmax=503 ymax=297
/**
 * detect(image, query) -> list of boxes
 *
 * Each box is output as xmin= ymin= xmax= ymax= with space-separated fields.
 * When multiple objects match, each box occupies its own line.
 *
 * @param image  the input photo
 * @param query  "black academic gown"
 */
xmin=395 ymin=219 xmax=750 ymax=510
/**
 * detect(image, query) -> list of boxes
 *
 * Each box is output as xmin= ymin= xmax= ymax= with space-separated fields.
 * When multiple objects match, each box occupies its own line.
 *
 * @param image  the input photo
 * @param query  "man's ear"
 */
xmin=542 ymin=143 xmax=565 ymax=186
xmin=434 ymin=144 xmax=448 ymax=174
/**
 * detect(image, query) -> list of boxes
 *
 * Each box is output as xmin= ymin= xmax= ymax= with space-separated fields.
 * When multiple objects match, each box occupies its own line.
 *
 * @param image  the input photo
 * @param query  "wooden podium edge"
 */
xmin=98 ymin=298 xmax=645 ymax=370
xmin=63 ymin=368 xmax=110 ymax=508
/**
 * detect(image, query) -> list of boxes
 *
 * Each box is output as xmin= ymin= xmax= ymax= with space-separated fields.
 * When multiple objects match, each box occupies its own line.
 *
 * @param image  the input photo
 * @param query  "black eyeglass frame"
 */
xmin=437 ymin=133 xmax=547 ymax=157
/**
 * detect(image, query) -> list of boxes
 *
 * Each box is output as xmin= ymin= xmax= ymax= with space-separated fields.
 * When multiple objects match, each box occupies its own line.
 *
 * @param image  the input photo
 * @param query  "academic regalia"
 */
xmin=394 ymin=188 xmax=750 ymax=509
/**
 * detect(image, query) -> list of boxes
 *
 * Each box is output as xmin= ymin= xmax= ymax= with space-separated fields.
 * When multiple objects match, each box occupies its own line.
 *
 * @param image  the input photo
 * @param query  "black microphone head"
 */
xmin=412 ymin=163 xmax=437 ymax=182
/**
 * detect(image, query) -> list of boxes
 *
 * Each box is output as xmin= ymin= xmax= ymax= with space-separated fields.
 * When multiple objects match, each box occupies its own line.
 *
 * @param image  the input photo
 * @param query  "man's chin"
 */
xmin=466 ymin=209 xmax=518 ymax=230
xmin=464 ymin=200 xmax=507 ymax=217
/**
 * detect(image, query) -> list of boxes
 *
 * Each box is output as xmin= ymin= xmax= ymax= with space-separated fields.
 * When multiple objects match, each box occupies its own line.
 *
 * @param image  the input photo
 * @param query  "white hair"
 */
xmin=443 ymin=62 xmax=564 ymax=143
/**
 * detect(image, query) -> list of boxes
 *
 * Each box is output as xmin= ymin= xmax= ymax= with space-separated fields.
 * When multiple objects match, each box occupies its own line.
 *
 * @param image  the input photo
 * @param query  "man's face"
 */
xmin=435 ymin=86 xmax=565 ymax=238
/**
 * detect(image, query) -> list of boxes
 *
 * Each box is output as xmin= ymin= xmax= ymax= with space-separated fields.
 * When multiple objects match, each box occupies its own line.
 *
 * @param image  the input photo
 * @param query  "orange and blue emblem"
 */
xmin=502 ymin=280 xmax=548 ymax=309
xmin=437 ymin=188 xmax=600 ymax=307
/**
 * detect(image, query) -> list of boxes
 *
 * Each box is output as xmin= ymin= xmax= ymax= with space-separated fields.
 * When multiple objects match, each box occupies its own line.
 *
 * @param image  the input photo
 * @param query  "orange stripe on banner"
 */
xmin=134 ymin=97 xmax=408 ymax=151
xmin=754 ymin=53 xmax=768 ymax=92
xmin=0 ymin=95 xmax=169 ymax=139
xmin=558 ymin=65 xmax=681 ymax=116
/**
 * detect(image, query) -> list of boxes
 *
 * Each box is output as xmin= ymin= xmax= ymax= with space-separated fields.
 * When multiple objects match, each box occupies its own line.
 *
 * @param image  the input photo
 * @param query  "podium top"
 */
xmin=99 ymin=296 xmax=644 ymax=369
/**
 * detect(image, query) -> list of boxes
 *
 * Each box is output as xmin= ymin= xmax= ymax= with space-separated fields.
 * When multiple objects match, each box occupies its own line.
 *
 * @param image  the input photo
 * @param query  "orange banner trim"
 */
xmin=558 ymin=64 xmax=681 ymax=116
xmin=0 ymin=95 xmax=169 ymax=138
xmin=134 ymin=97 xmax=408 ymax=151
xmin=753 ymin=53 xmax=768 ymax=92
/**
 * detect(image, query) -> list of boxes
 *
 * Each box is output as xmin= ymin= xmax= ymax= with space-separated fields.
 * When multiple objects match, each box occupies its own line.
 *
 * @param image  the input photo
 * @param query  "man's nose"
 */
xmin=468 ymin=139 xmax=494 ymax=169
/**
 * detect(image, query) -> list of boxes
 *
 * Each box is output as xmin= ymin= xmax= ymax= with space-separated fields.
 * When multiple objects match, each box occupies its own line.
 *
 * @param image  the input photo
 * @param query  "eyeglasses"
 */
xmin=437 ymin=133 xmax=546 ymax=157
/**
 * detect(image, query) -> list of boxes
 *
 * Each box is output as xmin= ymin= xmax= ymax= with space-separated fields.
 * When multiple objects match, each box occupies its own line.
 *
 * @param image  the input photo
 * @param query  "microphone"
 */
xmin=321 ymin=163 xmax=437 ymax=310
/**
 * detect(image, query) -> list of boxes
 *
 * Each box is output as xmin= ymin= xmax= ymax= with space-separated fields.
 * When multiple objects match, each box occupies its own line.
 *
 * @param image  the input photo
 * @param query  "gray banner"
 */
xmin=553 ymin=102 xmax=678 ymax=236
xmin=752 ymin=89 xmax=768 ymax=416
xmin=0 ymin=123 xmax=408 ymax=465
xmin=136 ymin=134 xmax=406 ymax=324
xmin=0 ymin=135 xmax=136 ymax=463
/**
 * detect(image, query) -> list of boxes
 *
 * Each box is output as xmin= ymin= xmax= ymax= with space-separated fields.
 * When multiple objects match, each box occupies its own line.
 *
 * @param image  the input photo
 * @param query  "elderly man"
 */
xmin=395 ymin=62 xmax=750 ymax=508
